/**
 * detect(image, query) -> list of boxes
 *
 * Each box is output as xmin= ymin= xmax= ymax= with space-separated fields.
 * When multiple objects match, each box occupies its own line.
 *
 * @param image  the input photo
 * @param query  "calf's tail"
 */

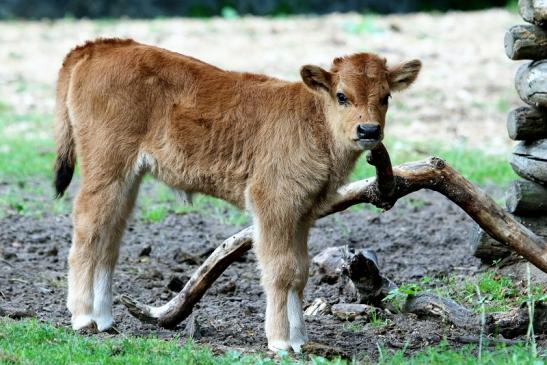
xmin=53 ymin=65 xmax=76 ymax=198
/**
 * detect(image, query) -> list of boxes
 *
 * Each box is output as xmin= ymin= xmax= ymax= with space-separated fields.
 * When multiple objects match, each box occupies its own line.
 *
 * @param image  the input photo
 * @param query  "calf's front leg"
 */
xmin=287 ymin=220 xmax=312 ymax=351
xmin=251 ymin=202 xmax=310 ymax=352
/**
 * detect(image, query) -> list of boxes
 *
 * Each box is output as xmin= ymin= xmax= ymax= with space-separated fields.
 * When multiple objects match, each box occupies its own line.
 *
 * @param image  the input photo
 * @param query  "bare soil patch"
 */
xmin=3 ymin=189 xmax=544 ymax=360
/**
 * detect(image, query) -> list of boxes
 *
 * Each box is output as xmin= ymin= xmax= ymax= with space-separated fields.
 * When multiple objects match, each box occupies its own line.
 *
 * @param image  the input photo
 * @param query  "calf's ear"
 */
xmin=388 ymin=59 xmax=421 ymax=92
xmin=300 ymin=65 xmax=332 ymax=93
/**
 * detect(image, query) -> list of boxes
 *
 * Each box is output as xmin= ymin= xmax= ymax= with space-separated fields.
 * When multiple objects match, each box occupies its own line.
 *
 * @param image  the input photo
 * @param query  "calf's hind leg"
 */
xmin=67 ymin=175 xmax=141 ymax=331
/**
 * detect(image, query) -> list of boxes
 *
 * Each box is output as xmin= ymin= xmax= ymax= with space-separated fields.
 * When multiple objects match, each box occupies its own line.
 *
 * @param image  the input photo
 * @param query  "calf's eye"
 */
xmin=381 ymin=93 xmax=391 ymax=106
xmin=336 ymin=92 xmax=348 ymax=105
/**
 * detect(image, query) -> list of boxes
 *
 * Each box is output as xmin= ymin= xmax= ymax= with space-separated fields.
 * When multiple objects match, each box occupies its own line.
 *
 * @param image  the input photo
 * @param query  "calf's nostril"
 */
xmin=356 ymin=124 xmax=381 ymax=140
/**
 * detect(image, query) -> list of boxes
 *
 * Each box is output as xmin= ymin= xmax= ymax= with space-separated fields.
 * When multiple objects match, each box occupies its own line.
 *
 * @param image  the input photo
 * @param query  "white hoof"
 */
xmin=290 ymin=340 xmax=305 ymax=353
xmin=71 ymin=315 xmax=94 ymax=331
xmin=93 ymin=315 xmax=114 ymax=332
xmin=287 ymin=288 xmax=308 ymax=353
xmin=268 ymin=340 xmax=291 ymax=353
xmin=290 ymin=327 xmax=309 ymax=353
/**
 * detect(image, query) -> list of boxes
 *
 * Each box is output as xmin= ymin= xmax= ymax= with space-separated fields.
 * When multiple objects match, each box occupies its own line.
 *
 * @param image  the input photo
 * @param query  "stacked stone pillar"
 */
xmin=471 ymin=0 xmax=547 ymax=263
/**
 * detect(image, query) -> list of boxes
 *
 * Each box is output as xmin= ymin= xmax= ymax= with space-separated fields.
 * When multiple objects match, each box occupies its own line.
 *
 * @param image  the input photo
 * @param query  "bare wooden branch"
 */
xmin=472 ymin=215 xmax=547 ymax=263
xmin=516 ymin=61 xmax=547 ymax=108
xmin=505 ymin=24 xmax=547 ymax=60
xmin=404 ymin=294 xmax=547 ymax=338
xmin=367 ymin=143 xmax=396 ymax=201
xmin=506 ymin=106 xmax=547 ymax=140
xmin=519 ymin=0 xmax=547 ymax=26
xmin=506 ymin=179 xmax=547 ymax=214
xmin=341 ymin=248 xmax=396 ymax=307
xmin=122 ymin=144 xmax=547 ymax=329
xmin=121 ymin=227 xmax=254 ymax=328
xmin=510 ymin=139 xmax=547 ymax=184
xmin=403 ymin=294 xmax=478 ymax=330
xmin=486 ymin=302 xmax=547 ymax=338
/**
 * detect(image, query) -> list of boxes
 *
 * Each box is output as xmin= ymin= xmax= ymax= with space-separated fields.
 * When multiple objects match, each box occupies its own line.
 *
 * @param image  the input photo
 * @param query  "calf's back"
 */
xmin=59 ymin=38 xmax=337 ymax=209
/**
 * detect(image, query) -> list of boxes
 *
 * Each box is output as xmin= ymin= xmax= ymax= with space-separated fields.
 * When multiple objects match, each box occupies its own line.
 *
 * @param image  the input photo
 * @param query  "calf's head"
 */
xmin=300 ymin=53 xmax=421 ymax=150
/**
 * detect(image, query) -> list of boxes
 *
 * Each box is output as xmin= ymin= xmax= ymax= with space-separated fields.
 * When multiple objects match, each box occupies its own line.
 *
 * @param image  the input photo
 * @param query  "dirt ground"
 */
xmin=3 ymin=188 xmax=543 ymax=361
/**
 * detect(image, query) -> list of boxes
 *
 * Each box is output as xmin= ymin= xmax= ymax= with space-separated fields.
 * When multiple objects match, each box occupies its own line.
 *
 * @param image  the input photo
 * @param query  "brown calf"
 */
xmin=54 ymin=38 xmax=420 ymax=352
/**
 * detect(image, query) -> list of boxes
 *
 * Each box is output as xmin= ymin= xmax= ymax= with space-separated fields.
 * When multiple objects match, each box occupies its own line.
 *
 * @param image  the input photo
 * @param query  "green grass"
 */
xmin=0 ymin=107 xmax=68 ymax=218
xmin=137 ymin=182 xmax=249 ymax=224
xmin=382 ymin=269 xmax=546 ymax=315
xmin=378 ymin=341 xmax=544 ymax=365
xmin=383 ymin=282 xmax=425 ymax=312
xmin=505 ymin=0 xmax=519 ymax=13
xmin=0 ymin=111 xmax=55 ymax=183
xmin=369 ymin=311 xmax=392 ymax=328
xmin=0 ymin=318 xmax=341 ymax=365
xmin=461 ymin=271 xmax=518 ymax=313
xmin=342 ymin=321 xmax=364 ymax=333
xmin=343 ymin=15 xmax=380 ymax=35
xmin=0 ymin=319 xmax=543 ymax=365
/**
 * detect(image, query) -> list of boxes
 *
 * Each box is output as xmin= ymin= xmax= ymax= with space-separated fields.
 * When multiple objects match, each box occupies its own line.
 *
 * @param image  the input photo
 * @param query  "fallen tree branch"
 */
xmin=403 ymin=293 xmax=478 ymax=330
xmin=404 ymin=294 xmax=547 ymax=338
xmin=340 ymin=248 xmax=396 ymax=307
xmin=121 ymin=227 xmax=254 ymax=327
xmin=121 ymin=143 xmax=547 ymax=328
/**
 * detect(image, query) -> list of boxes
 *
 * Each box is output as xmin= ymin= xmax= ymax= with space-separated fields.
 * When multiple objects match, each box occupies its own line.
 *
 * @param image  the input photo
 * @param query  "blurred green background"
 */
xmin=0 ymin=0 xmax=514 ymax=19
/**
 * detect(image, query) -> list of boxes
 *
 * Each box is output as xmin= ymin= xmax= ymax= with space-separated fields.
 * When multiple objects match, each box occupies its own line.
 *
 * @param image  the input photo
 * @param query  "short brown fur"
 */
xmin=54 ymin=38 xmax=420 ymax=351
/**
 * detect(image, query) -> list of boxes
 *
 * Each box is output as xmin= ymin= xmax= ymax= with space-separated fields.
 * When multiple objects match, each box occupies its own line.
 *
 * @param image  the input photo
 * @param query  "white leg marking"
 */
xmin=71 ymin=314 xmax=94 ymax=330
xmin=265 ymin=293 xmax=291 ymax=352
xmin=268 ymin=340 xmax=291 ymax=352
xmin=287 ymin=288 xmax=308 ymax=353
xmin=67 ymin=245 xmax=94 ymax=330
xmin=92 ymin=268 xmax=114 ymax=331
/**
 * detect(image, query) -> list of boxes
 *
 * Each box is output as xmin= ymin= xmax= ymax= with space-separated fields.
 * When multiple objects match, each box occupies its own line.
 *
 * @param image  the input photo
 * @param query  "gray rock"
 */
xmin=331 ymin=303 xmax=378 ymax=321
xmin=312 ymin=246 xmax=345 ymax=284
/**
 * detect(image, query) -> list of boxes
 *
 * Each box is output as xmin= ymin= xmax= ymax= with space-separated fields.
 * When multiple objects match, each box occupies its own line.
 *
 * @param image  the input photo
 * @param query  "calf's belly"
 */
xmin=141 ymin=152 xmax=248 ymax=209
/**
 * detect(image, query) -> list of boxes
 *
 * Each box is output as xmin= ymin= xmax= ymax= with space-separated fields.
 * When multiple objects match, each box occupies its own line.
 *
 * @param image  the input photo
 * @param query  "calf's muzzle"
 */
xmin=356 ymin=124 xmax=381 ymax=140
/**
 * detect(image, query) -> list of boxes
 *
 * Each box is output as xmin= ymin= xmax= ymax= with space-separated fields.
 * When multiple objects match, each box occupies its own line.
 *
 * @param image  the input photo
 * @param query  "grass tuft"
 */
xmin=379 ymin=341 xmax=544 ymax=365
xmin=1 ymin=319 xmax=544 ymax=365
xmin=382 ymin=270 xmax=546 ymax=315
